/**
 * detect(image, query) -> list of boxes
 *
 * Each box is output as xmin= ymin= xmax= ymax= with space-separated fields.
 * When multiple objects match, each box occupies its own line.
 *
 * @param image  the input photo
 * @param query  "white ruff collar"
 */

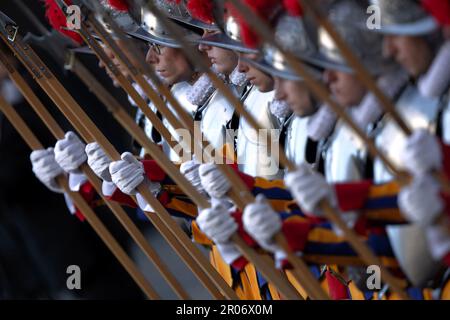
xmin=229 ymin=66 xmax=247 ymax=86
xmin=270 ymin=99 xmax=292 ymax=119
xmin=186 ymin=65 xmax=225 ymax=106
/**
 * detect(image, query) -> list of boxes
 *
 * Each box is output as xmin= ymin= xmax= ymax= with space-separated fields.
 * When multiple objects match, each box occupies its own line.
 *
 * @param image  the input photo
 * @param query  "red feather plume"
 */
xmin=187 ymin=0 xmax=215 ymax=24
xmin=422 ymin=0 xmax=450 ymax=26
xmin=227 ymin=0 xmax=280 ymax=48
xmin=283 ymin=0 xmax=303 ymax=16
xmin=107 ymin=0 xmax=130 ymax=12
xmin=43 ymin=0 xmax=83 ymax=45
xmin=245 ymin=0 xmax=281 ymax=19
xmin=226 ymin=3 xmax=258 ymax=48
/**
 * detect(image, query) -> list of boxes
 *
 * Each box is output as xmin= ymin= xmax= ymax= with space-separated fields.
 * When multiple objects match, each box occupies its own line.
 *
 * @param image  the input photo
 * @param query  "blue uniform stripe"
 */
xmin=305 ymin=235 xmax=394 ymax=257
xmin=365 ymin=196 xmax=398 ymax=210
xmin=252 ymin=187 xmax=293 ymax=200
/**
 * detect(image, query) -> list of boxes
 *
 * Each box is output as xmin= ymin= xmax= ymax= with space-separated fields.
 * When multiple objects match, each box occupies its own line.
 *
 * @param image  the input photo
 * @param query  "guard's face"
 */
xmin=98 ymin=43 xmax=129 ymax=87
xmin=274 ymin=77 xmax=316 ymax=117
xmin=324 ymin=70 xmax=366 ymax=107
xmin=198 ymin=30 xmax=238 ymax=75
xmin=0 ymin=65 xmax=6 ymax=80
xmin=444 ymin=26 xmax=450 ymax=40
xmin=383 ymin=35 xmax=432 ymax=79
xmin=146 ymin=44 xmax=192 ymax=85
xmin=237 ymin=53 xmax=274 ymax=92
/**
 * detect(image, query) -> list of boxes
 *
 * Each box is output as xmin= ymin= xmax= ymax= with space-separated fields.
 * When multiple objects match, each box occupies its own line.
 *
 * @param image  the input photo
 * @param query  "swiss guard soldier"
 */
xmin=365 ymin=0 xmax=445 ymax=183
xmin=192 ymin=0 xmax=321 ymax=180
xmin=187 ymin=0 xmax=248 ymax=152
xmin=124 ymin=0 xmax=206 ymax=162
xmin=193 ymin=0 xmax=286 ymax=180
xmin=315 ymin=1 xmax=405 ymax=184
xmin=184 ymin=0 xmax=290 ymax=299
xmin=360 ymin=0 xmax=449 ymax=296
xmin=394 ymin=0 xmax=450 ymax=299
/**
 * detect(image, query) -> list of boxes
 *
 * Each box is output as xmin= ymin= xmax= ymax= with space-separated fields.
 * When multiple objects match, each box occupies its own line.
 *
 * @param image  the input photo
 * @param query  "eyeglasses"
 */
xmin=148 ymin=42 xmax=162 ymax=55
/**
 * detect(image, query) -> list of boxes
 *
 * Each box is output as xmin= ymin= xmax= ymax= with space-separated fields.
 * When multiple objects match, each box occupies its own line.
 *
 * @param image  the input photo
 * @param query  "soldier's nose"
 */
xmin=237 ymin=59 xmax=249 ymax=73
xmin=146 ymin=48 xmax=158 ymax=64
xmin=274 ymin=78 xmax=285 ymax=100
xmin=323 ymin=70 xmax=337 ymax=87
xmin=198 ymin=43 xmax=211 ymax=52
xmin=383 ymin=36 xmax=396 ymax=59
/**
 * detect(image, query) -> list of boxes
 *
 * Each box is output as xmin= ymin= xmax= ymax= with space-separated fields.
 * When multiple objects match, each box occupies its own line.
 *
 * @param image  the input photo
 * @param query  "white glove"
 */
xmin=30 ymin=148 xmax=65 ymax=193
xmin=215 ymin=243 xmax=243 ymax=265
xmin=307 ymin=104 xmax=338 ymax=141
xmin=196 ymin=201 xmax=238 ymax=244
xmin=402 ymin=129 xmax=443 ymax=175
xmin=243 ymin=194 xmax=282 ymax=253
xmin=109 ymin=152 xmax=145 ymax=195
xmin=425 ymin=224 xmax=450 ymax=262
xmin=199 ymin=163 xmax=231 ymax=199
xmin=180 ymin=159 xmax=205 ymax=194
xmin=135 ymin=181 xmax=163 ymax=212
xmin=54 ymin=131 xmax=87 ymax=173
xmin=284 ymin=163 xmax=337 ymax=216
xmin=398 ymin=174 xmax=443 ymax=226
xmin=86 ymin=142 xmax=112 ymax=182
